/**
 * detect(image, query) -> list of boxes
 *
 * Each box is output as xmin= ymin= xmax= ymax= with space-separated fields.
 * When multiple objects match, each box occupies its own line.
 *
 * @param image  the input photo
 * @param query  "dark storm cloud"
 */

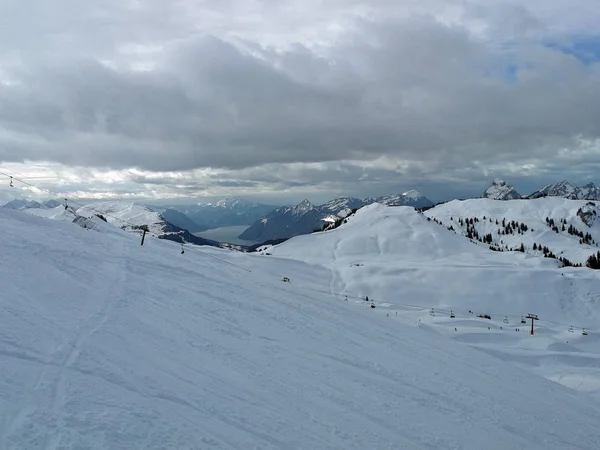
xmin=1 ymin=0 xmax=600 ymax=202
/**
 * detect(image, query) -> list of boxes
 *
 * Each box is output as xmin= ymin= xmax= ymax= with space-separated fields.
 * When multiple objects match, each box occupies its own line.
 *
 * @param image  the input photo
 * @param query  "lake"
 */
xmin=194 ymin=225 xmax=260 ymax=245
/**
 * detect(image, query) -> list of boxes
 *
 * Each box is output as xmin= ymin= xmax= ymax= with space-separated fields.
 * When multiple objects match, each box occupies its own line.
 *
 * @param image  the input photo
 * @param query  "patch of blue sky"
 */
xmin=545 ymin=35 xmax=600 ymax=64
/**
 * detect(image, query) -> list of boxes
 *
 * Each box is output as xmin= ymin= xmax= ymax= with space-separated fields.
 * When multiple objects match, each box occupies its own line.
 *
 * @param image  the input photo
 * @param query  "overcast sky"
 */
xmin=0 ymin=0 xmax=599 ymax=205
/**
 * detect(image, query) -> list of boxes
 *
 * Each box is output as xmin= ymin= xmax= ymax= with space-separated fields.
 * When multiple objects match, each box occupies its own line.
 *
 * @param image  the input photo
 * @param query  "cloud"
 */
xmin=0 ymin=0 xmax=599 ymax=203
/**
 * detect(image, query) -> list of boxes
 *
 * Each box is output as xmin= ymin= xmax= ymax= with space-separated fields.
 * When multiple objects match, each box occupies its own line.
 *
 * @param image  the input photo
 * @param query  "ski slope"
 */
xmin=2 ymin=207 xmax=600 ymax=449
xmin=268 ymin=203 xmax=600 ymax=396
xmin=269 ymin=203 xmax=600 ymax=325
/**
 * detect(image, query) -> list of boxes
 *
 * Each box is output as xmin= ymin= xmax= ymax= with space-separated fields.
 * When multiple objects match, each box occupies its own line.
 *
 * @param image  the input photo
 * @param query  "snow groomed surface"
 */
xmin=2 ymin=206 xmax=600 ymax=449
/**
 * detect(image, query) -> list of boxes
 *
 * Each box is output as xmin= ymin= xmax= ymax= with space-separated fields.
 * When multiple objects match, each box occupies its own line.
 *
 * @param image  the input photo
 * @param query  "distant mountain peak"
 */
xmin=528 ymin=181 xmax=600 ymax=200
xmin=483 ymin=179 xmax=521 ymax=200
xmin=211 ymin=196 xmax=251 ymax=209
xmin=402 ymin=189 xmax=422 ymax=200
xmin=293 ymin=199 xmax=314 ymax=213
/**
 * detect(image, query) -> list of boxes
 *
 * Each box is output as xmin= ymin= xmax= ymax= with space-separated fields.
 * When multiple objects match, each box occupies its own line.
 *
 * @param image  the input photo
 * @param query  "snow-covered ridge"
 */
xmin=528 ymin=181 xmax=600 ymax=200
xmin=2 ymin=206 xmax=600 ymax=448
xmin=3 ymin=199 xmax=62 ymax=211
xmin=76 ymin=201 xmax=165 ymax=234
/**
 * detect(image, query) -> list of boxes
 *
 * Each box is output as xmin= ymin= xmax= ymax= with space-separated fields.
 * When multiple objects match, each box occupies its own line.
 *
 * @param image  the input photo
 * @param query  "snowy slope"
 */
xmin=268 ymin=203 xmax=600 ymax=395
xmin=24 ymin=205 xmax=78 ymax=222
xmin=270 ymin=203 xmax=600 ymax=325
xmin=76 ymin=201 xmax=165 ymax=234
xmin=2 ymin=208 xmax=600 ymax=449
xmin=424 ymin=197 xmax=600 ymax=265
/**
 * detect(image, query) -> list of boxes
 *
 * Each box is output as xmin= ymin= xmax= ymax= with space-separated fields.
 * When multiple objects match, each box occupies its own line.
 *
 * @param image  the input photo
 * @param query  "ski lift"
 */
xmin=450 ymin=310 xmax=455 ymax=318
xmin=9 ymin=176 xmax=13 ymax=187
xmin=568 ymin=325 xmax=574 ymax=333
xmin=582 ymin=328 xmax=588 ymax=336
xmin=430 ymin=308 xmax=435 ymax=316
xmin=503 ymin=316 xmax=509 ymax=324
xmin=521 ymin=316 xmax=527 ymax=324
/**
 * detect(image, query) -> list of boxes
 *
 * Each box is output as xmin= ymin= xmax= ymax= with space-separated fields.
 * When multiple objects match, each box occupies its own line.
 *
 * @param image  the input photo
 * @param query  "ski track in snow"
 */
xmin=44 ymin=244 xmax=130 ymax=450
xmin=1 ymin=239 xmax=131 ymax=450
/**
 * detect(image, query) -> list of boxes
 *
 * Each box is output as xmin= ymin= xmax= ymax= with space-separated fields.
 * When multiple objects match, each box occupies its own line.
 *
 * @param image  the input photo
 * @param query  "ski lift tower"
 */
xmin=526 ymin=313 xmax=539 ymax=335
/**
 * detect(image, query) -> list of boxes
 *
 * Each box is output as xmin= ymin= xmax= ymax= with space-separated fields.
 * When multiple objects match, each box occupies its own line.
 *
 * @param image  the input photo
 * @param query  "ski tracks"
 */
xmin=0 ymin=239 xmax=132 ymax=450
xmin=328 ymin=237 xmax=347 ymax=299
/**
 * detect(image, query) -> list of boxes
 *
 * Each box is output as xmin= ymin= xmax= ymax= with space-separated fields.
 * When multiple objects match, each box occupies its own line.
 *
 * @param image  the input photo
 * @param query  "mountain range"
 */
xmin=238 ymin=191 xmax=434 ymax=242
xmin=167 ymin=197 xmax=276 ymax=230
xmin=483 ymin=179 xmax=600 ymax=201
xmin=3 ymin=199 xmax=64 ymax=210
xmin=6 ymin=179 xmax=600 ymax=247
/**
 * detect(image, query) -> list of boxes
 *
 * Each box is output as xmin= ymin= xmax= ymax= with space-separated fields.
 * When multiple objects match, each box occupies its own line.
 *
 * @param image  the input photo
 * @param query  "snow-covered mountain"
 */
xmin=20 ymin=201 xmax=218 ymax=247
xmin=527 ymin=181 xmax=600 ymax=200
xmin=483 ymin=178 xmax=522 ymax=200
xmin=3 ymin=203 xmax=600 ymax=448
xmin=239 ymin=191 xmax=434 ymax=242
xmin=365 ymin=189 xmax=433 ymax=208
xmin=159 ymin=208 xmax=207 ymax=233
xmin=239 ymin=199 xmax=327 ymax=242
xmin=76 ymin=202 xmax=170 ymax=235
xmin=171 ymin=197 xmax=277 ymax=230
xmin=3 ymin=198 xmax=62 ymax=210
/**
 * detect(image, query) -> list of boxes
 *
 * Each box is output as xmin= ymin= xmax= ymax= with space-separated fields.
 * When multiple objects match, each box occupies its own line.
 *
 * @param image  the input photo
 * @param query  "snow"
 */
xmin=24 ymin=205 xmax=77 ymax=222
xmin=270 ymin=202 xmax=600 ymax=390
xmin=75 ymin=201 xmax=165 ymax=235
xmin=530 ymin=181 xmax=600 ymax=200
xmin=2 ymin=205 xmax=600 ymax=449
xmin=424 ymin=197 xmax=600 ymax=264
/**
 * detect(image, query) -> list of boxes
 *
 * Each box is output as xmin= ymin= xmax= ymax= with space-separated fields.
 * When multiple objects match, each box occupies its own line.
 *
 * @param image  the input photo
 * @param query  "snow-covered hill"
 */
xmin=2 ymin=207 xmax=600 ymax=449
xmin=76 ymin=201 xmax=167 ymax=235
xmin=239 ymin=191 xmax=434 ymax=242
xmin=424 ymin=197 xmax=600 ymax=266
xmin=23 ymin=205 xmax=79 ymax=222
xmin=483 ymin=178 xmax=521 ymax=200
xmin=269 ymin=203 xmax=600 ymax=322
xmin=19 ymin=201 xmax=219 ymax=248
xmin=267 ymin=203 xmax=600 ymax=392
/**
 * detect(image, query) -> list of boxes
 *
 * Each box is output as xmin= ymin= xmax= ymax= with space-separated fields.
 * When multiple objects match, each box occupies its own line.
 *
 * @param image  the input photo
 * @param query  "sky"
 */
xmin=0 ymin=0 xmax=599 ymax=206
